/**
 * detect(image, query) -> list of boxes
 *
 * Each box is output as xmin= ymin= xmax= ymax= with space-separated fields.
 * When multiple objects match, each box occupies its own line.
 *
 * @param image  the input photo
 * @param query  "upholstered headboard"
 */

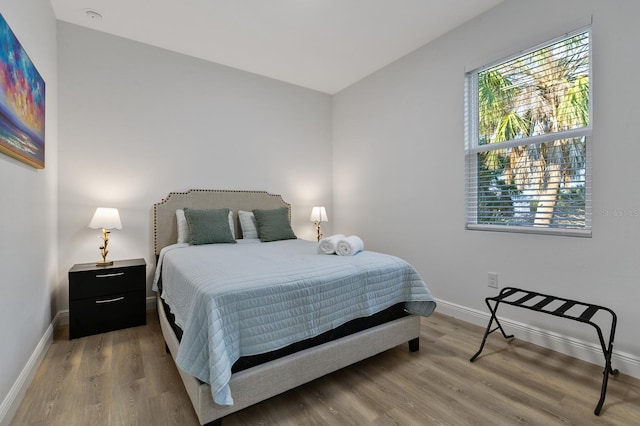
xmin=153 ymin=189 xmax=291 ymax=255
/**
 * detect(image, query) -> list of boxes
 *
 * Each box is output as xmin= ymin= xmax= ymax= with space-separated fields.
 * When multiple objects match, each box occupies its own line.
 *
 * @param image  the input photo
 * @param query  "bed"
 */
xmin=153 ymin=189 xmax=436 ymax=425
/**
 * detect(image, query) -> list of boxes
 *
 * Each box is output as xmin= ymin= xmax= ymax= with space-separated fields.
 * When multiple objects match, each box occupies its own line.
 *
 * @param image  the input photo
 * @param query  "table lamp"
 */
xmin=88 ymin=207 xmax=122 ymax=266
xmin=310 ymin=206 xmax=328 ymax=242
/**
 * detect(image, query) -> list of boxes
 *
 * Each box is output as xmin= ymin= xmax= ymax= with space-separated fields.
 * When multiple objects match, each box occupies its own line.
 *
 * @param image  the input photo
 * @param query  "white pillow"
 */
xmin=229 ymin=209 xmax=236 ymax=240
xmin=176 ymin=209 xmax=189 ymax=243
xmin=176 ymin=208 xmax=235 ymax=243
xmin=228 ymin=210 xmax=236 ymax=240
xmin=238 ymin=210 xmax=258 ymax=239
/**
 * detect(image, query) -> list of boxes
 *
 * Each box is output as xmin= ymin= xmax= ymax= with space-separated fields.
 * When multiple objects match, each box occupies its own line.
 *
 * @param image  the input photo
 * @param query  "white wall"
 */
xmin=0 ymin=0 xmax=58 ymax=419
xmin=5 ymin=0 xmax=636 ymax=420
xmin=333 ymin=0 xmax=640 ymax=361
xmin=57 ymin=23 xmax=333 ymax=311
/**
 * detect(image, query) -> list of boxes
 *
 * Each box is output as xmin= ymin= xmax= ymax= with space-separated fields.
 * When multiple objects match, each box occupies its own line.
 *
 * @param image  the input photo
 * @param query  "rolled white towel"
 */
xmin=317 ymin=234 xmax=345 ymax=254
xmin=336 ymin=236 xmax=364 ymax=256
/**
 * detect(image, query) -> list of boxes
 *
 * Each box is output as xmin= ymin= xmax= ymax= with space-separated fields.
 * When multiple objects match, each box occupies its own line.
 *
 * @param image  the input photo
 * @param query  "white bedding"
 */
xmin=154 ymin=239 xmax=436 ymax=406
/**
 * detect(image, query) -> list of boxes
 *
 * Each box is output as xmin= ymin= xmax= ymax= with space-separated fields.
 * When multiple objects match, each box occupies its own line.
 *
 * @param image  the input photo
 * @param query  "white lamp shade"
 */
xmin=89 ymin=207 xmax=122 ymax=230
xmin=310 ymin=206 xmax=328 ymax=222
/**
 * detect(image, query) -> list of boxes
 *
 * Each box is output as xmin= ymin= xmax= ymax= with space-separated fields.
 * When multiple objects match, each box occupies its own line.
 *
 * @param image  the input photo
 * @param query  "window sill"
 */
xmin=466 ymin=224 xmax=592 ymax=238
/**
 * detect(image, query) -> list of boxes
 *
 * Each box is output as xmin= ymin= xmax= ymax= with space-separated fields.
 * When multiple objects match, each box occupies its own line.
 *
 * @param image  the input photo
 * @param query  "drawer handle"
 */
xmin=95 ymin=272 xmax=125 ymax=278
xmin=95 ymin=296 xmax=125 ymax=304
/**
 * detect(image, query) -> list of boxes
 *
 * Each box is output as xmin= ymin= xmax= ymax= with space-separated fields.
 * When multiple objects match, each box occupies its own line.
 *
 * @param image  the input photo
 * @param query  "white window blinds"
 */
xmin=465 ymin=28 xmax=592 ymax=236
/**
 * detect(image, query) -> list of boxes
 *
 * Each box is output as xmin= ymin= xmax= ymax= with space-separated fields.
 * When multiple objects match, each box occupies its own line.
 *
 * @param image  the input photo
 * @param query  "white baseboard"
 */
xmin=146 ymin=295 xmax=157 ymax=311
xmin=56 ymin=309 xmax=69 ymax=327
xmin=435 ymin=298 xmax=640 ymax=380
xmin=0 ymin=320 xmax=54 ymax=426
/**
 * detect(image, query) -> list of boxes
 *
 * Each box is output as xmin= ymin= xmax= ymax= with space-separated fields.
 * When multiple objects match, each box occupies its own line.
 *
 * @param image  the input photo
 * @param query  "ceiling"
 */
xmin=50 ymin=0 xmax=504 ymax=94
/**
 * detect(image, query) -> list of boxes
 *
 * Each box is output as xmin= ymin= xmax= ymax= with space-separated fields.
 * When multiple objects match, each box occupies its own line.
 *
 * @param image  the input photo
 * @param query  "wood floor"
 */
xmin=10 ymin=311 xmax=640 ymax=425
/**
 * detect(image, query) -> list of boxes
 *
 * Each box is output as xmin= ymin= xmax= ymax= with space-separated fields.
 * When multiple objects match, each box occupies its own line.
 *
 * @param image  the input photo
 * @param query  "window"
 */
xmin=465 ymin=29 xmax=591 ymax=237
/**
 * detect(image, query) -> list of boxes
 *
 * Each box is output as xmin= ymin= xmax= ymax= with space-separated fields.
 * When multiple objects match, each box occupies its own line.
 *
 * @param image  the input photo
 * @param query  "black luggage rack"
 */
xmin=469 ymin=287 xmax=618 ymax=415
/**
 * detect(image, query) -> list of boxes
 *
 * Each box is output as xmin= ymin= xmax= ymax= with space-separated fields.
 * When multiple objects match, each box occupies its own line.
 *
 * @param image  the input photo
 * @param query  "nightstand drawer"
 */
xmin=69 ymin=290 xmax=146 ymax=339
xmin=69 ymin=261 xmax=145 ymax=300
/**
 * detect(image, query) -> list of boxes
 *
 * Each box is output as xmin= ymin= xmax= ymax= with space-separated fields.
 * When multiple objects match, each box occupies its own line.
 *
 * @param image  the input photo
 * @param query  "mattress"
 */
xmin=159 ymin=296 xmax=408 ymax=373
xmin=154 ymin=238 xmax=436 ymax=405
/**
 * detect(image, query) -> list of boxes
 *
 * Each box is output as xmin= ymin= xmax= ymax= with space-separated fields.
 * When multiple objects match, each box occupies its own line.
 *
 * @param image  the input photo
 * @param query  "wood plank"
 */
xmin=10 ymin=311 xmax=640 ymax=426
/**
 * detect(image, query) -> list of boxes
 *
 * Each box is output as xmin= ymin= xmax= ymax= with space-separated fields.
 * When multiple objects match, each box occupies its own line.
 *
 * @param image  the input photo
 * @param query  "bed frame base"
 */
xmin=158 ymin=295 xmax=421 ymax=425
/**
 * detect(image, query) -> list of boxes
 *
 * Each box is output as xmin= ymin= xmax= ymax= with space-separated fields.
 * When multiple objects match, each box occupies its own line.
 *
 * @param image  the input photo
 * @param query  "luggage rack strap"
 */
xmin=469 ymin=286 xmax=618 ymax=416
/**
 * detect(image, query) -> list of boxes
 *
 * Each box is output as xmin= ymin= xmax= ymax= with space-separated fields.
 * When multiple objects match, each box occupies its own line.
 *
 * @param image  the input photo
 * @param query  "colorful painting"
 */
xmin=0 ymin=13 xmax=45 ymax=168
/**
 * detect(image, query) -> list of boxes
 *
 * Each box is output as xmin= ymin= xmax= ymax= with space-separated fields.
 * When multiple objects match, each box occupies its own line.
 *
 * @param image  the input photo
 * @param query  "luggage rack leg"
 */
xmin=469 ymin=297 xmax=513 ymax=362
xmin=592 ymin=314 xmax=619 ymax=415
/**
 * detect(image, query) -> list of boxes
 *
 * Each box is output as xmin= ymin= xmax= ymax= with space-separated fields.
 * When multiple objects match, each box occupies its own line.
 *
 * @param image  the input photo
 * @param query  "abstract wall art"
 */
xmin=0 ymin=13 xmax=45 ymax=169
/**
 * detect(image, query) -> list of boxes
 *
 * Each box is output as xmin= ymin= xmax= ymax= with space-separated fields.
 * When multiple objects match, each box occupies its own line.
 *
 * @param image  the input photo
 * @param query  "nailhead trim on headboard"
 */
xmin=153 ymin=189 xmax=291 ymax=255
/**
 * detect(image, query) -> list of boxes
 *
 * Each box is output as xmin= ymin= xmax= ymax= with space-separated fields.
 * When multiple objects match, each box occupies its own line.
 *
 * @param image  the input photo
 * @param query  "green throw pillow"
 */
xmin=184 ymin=208 xmax=236 ymax=245
xmin=252 ymin=207 xmax=297 ymax=242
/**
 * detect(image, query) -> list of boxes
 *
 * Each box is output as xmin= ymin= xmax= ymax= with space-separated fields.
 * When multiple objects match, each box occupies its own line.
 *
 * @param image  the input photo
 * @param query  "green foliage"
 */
xmin=474 ymin=32 xmax=590 ymax=228
xmin=477 ymin=153 xmax=518 ymax=224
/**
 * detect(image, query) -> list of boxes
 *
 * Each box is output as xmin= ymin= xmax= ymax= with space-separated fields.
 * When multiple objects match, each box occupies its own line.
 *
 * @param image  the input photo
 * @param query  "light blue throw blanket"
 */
xmin=156 ymin=239 xmax=436 ymax=405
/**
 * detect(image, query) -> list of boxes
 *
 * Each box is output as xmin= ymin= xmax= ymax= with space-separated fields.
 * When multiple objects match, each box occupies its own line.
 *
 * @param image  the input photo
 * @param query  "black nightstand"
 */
xmin=69 ymin=258 xmax=146 ymax=339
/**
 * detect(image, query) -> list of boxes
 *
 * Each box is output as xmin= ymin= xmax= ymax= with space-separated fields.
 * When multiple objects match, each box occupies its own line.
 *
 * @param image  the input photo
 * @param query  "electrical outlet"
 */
xmin=488 ymin=272 xmax=499 ymax=288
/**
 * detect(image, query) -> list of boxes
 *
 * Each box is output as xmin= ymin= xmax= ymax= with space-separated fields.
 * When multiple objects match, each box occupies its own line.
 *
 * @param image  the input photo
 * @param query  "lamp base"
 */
xmin=95 ymin=260 xmax=114 ymax=267
xmin=314 ymin=221 xmax=323 ymax=242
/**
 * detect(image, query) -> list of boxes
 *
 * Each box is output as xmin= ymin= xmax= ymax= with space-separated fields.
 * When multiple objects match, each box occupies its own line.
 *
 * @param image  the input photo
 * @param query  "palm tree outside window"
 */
xmin=465 ymin=28 xmax=591 ymax=236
